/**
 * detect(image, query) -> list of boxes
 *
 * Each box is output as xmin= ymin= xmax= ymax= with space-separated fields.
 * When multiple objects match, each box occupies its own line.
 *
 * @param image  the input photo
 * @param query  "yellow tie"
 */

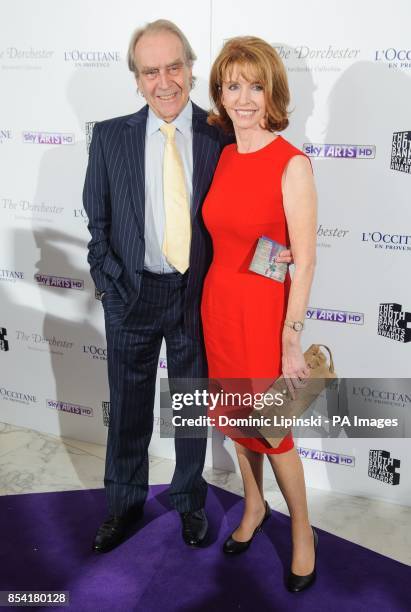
xmin=160 ymin=122 xmax=191 ymax=273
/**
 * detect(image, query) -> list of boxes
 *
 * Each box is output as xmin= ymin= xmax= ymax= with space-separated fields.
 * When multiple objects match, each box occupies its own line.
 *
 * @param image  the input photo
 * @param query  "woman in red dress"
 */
xmin=201 ymin=37 xmax=318 ymax=592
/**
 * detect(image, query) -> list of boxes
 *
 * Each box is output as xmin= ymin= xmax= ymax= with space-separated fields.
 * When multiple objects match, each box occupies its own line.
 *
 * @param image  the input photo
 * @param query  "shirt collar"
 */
xmin=147 ymin=99 xmax=193 ymax=137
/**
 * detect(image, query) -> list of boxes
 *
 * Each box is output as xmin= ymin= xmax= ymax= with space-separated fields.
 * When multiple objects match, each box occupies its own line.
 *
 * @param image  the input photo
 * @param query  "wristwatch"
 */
xmin=284 ymin=319 xmax=304 ymax=332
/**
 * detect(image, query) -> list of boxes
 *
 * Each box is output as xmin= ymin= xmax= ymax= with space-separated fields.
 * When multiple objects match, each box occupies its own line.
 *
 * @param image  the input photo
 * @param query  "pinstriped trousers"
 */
xmin=103 ymin=270 xmax=208 ymax=515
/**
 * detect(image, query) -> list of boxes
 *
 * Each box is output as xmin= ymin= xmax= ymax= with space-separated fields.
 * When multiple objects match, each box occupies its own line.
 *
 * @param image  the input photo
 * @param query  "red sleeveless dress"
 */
xmin=201 ymin=135 xmax=308 ymax=454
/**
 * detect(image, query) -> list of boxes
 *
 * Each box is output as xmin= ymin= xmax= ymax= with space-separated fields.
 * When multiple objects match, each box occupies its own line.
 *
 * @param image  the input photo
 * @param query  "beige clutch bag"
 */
xmin=249 ymin=344 xmax=337 ymax=449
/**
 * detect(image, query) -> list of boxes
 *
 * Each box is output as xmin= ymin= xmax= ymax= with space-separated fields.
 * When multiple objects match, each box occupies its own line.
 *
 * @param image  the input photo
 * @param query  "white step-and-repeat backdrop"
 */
xmin=1 ymin=0 xmax=410 ymax=505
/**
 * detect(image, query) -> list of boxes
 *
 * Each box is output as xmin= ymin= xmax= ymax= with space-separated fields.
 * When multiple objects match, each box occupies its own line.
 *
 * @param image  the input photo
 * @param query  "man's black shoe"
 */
xmin=180 ymin=508 xmax=208 ymax=546
xmin=92 ymin=507 xmax=143 ymax=553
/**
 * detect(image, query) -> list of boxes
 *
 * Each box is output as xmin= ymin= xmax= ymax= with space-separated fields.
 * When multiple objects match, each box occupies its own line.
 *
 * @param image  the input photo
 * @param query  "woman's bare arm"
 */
xmin=281 ymin=154 xmax=317 ymax=379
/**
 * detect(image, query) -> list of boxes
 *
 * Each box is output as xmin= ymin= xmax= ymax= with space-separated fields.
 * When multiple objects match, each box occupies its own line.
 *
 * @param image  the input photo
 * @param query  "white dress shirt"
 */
xmin=144 ymin=99 xmax=193 ymax=273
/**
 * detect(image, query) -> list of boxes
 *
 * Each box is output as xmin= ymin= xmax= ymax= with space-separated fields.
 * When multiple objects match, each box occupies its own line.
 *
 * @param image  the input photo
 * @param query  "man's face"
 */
xmin=134 ymin=31 xmax=192 ymax=122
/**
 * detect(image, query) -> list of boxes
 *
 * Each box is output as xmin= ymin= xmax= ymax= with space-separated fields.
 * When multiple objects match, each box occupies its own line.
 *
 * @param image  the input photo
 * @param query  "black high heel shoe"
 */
xmin=223 ymin=500 xmax=271 ymax=554
xmin=286 ymin=526 xmax=318 ymax=592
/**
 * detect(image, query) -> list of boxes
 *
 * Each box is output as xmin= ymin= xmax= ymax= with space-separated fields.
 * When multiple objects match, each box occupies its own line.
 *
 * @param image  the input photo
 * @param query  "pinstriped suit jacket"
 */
xmin=83 ymin=102 xmax=232 ymax=337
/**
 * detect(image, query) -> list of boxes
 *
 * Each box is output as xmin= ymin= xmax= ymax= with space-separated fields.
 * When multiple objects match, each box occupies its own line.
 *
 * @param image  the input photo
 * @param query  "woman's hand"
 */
xmin=275 ymin=248 xmax=293 ymax=264
xmin=282 ymin=330 xmax=310 ymax=397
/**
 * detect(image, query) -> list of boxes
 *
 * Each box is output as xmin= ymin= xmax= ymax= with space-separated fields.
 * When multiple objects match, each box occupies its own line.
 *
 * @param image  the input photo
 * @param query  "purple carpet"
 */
xmin=0 ymin=484 xmax=409 ymax=611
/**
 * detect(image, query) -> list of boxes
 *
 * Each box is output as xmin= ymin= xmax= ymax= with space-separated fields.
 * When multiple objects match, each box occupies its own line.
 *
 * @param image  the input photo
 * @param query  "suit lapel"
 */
xmin=192 ymin=102 xmax=213 ymax=219
xmin=123 ymin=105 xmax=148 ymax=235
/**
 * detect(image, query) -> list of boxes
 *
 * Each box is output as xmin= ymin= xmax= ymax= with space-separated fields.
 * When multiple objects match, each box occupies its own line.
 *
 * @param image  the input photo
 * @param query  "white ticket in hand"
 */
xmin=248 ymin=235 xmax=288 ymax=283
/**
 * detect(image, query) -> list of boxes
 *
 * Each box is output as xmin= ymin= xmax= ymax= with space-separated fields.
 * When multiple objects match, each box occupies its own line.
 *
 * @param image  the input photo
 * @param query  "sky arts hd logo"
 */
xmin=306 ymin=307 xmax=364 ymax=325
xmin=368 ymin=449 xmax=400 ymax=485
xmin=0 ymin=327 xmax=9 ymax=352
xmin=35 ymin=274 xmax=84 ymax=290
xmin=391 ymin=132 xmax=411 ymax=174
xmin=23 ymin=132 xmax=74 ymax=145
xmin=297 ymin=446 xmax=355 ymax=466
xmin=47 ymin=399 xmax=93 ymax=417
xmin=362 ymin=231 xmax=411 ymax=252
xmin=303 ymin=144 xmax=375 ymax=159
xmin=378 ymin=303 xmax=411 ymax=343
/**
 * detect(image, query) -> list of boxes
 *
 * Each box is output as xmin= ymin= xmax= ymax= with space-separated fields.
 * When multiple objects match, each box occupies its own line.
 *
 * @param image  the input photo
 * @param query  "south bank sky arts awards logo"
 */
xmin=307 ymin=307 xmax=364 ymax=325
xmin=47 ymin=399 xmax=93 ymax=417
xmin=391 ymin=132 xmax=411 ymax=174
xmin=368 ymin=450 xmax=400 ymax=485
xmin=35 ymin=273 xmax=84 ymax=290
xmin=303 ymin=144 xmax=376 ymax=159
xmin=378 ymin=303 xmax=411 ymax=343
xmin=0 ymin=327 xmax=9 ymax=352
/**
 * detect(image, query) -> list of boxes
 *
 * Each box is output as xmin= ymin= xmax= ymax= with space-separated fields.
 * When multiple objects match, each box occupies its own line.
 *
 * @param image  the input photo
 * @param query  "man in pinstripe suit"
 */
xmin=83 ymin=19 xmax=229 ymax=553
xmin=84 ymin=19 xmax=292 ymax=553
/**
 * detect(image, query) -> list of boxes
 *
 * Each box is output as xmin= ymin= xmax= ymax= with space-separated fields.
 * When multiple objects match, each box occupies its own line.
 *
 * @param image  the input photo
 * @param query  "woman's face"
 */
xmin=220 ymin=66 xmax=267 ymax=132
